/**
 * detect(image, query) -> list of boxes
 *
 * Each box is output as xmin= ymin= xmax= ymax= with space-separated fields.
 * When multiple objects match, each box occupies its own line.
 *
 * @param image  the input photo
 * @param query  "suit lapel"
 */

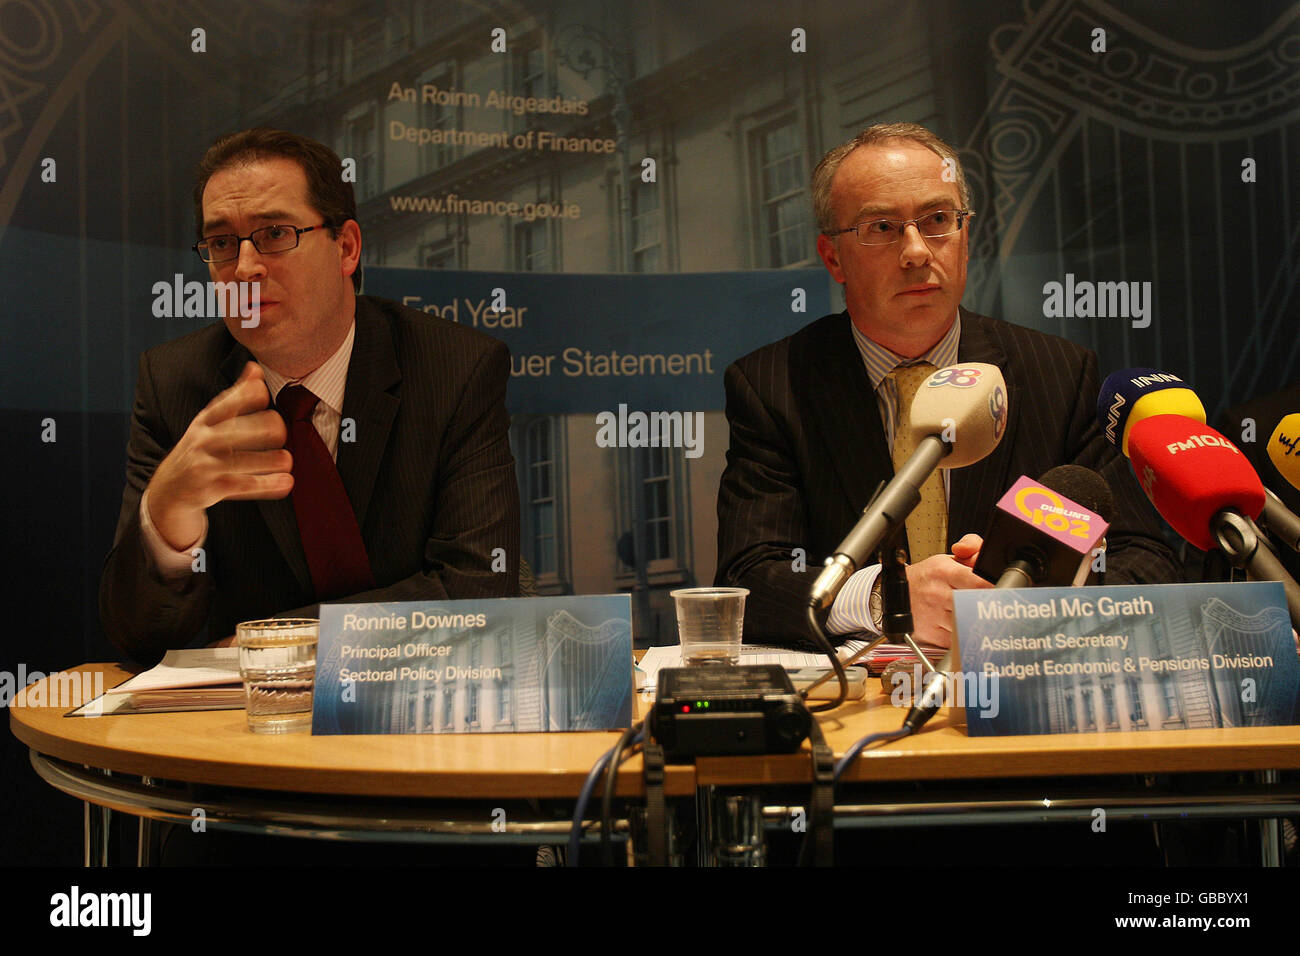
xmin=792 ymin=313 xmax=894 ymax=512
xmin=336 ymin=297 xmax=401 ymax=534
xmin=216 ymin=298 xmax=402 ymax=594
xmin=218 ymin=342 xmax=314 ymax=594
xmin=948 ymin=309 xmax=1017 ymax=543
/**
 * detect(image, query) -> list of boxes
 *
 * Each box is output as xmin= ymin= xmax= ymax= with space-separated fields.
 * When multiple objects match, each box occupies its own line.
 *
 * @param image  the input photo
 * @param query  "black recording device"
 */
xmin=650 ymin=665 xmax=812 ymax=759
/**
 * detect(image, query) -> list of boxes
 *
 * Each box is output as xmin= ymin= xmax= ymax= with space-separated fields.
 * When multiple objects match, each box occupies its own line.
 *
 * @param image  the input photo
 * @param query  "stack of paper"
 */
xmin=636 ymin=639 xmax=944 ymax=695
xmin=69 ymin=648 xmax=244 ymax=716
xmin=840 ymin=638 xmax=945 ymax=675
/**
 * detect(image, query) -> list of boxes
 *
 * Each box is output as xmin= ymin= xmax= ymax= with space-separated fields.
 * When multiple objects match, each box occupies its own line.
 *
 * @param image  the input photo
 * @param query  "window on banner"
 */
xmin=754 ymin=118 xmax=813 ymax=268
xmin=631 ymin=177 xmax=662 ymax=273
xmin=417 ymin=64 xmax=457 ymax=173
xmin=343 ymin=103 xmax=379 ymax=201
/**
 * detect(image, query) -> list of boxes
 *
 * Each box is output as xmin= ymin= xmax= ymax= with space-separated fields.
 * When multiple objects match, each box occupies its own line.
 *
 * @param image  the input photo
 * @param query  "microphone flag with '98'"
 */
xmin=809 ymin=363 xmax=1007 ymax=614
xmin=906 ymin=363 xmax=1007 ymax=468
xmin=1127 ymin=415 xmax=1264 ymax=551
xmin=1267 ymin=413 xmax=1300 ymax=494
xmin=1096 ymin=368 xmax=1205 ymax=457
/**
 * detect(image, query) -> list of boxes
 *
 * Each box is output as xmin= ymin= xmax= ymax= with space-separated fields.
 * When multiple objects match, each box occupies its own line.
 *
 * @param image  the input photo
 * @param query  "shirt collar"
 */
xmin=261 ymin=321 xmax=355 ymax=415
xmin=850 ymin=312 xmax=962 ymax=391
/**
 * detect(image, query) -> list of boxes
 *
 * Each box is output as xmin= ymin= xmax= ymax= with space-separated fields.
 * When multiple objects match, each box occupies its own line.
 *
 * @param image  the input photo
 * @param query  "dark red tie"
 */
xmin=276 ymin=384 xmax=375 ymax=600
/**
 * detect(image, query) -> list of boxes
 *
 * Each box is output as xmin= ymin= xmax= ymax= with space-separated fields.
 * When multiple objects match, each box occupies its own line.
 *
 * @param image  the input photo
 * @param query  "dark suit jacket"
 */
xmin=100 ymin=295 xmax=521 ymax=665
xmin=714 ymin=308 xmax=1181 ymax=649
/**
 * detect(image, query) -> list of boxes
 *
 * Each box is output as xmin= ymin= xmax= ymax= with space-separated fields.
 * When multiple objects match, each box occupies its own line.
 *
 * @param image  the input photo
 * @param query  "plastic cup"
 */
xmin=671 ymin=588 xmax=748 ymax=665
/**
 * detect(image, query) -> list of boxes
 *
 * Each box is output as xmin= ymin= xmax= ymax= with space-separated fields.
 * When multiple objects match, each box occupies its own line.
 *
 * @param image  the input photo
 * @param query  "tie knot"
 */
xmin=276 ymin=384 xmax=320 ymax=422
xmin=889 ymin=362 xmax=934 ymax=409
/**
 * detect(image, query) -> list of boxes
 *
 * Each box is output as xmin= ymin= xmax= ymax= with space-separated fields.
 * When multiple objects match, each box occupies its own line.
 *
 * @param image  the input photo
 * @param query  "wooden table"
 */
xmin=690 ymin=687 xmax=1300 ymax=865
xmin=700 ymin=688 xmax=1300 ymax=785
xmin=10 ymin=663 xmax=1300 ymax=865
xmin=8 ymin=664 xmax=692 ymax=864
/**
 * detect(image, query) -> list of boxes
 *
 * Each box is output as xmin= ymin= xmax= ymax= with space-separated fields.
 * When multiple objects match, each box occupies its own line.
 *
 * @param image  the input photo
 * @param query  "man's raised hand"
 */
xmin=146 ymin=362 xmax=293 ymax=551
xmin=905 ymin=533 xmax=992 ymax=649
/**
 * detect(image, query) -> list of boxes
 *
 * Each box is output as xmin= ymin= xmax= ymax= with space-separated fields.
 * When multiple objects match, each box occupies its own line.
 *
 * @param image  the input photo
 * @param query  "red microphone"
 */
xmin=1126 ymin=415 xmax=1263 ymax=551
xmin=1128 ymin=414 xmax=1300 ymax=628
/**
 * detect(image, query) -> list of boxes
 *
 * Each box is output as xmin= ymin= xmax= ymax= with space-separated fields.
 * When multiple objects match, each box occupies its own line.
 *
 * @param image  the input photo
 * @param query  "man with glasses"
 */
xmin=100 ymin=128 xmax=520 ymax=664
xmin=715 ymin=123 xmax=1179 ymax=650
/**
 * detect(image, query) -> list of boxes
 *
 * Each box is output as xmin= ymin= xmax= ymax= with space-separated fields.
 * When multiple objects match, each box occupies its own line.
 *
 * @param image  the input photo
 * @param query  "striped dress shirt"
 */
xmin=826 ymin=315 xmax=961 ymax=635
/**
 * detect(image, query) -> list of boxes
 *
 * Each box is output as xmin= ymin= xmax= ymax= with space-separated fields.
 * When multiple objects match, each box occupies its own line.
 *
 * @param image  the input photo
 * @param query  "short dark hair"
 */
xmin=193 ymin=127 xmax=361 ymax=291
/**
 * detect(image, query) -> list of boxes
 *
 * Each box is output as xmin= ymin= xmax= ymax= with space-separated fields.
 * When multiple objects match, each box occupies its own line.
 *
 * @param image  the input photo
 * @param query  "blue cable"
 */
xmin=832 ymin=727 xmax=912 ymax=784
xmin=568 ymin=745 xmax=614 ymax=866
xmin=568 ymin=726 xmax=645 ymax=866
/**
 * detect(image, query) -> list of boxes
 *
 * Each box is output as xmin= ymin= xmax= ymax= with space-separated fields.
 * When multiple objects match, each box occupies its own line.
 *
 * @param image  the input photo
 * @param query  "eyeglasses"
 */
xmin=193 ymin=223 xmax=328 ymax=263
xmin=827 ymin=209 xmax=974 ymax=246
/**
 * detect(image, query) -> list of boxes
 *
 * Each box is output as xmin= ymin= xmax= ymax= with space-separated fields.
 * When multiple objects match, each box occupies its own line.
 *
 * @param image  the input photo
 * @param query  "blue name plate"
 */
xmin=954 ymin=582 xmax=1300 ymax=736
xmin=312 ymin=596 xmax=633 ymax=735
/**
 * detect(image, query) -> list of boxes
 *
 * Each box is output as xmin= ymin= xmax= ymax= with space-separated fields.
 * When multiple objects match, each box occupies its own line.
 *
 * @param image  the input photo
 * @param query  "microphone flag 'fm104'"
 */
xmin=1127 ymin=415 xmax=1263 ymax=552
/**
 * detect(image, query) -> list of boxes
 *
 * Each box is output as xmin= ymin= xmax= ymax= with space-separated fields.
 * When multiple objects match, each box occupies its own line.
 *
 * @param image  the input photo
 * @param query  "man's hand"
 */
xmin=905 ymin=533 xmax=992 ymax=649
xmin=146 ymin=362 xmax=293 ymax=551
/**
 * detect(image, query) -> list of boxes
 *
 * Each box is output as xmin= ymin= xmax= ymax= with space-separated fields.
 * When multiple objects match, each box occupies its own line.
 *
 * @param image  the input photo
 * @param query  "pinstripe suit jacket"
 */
xmin=715 ymin=308 xmax=1180 ymax=649
xmin=99 ymin=295 xmax=520 ymax=665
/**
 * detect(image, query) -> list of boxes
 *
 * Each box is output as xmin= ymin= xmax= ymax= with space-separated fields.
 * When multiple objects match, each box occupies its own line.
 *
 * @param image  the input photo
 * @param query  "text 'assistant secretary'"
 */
xmin=714 ymin=123 xmax=1179 ymax=653
xmin=100 ymin=128 xmax=520 ymax=666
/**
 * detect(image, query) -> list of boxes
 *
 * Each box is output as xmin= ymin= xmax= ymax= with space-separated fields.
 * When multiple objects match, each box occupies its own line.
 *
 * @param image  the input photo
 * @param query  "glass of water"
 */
xmin=671 ymin=588 xmax=748 ymax=665
xmin=237 ymin=618 xmax=318 ymax=734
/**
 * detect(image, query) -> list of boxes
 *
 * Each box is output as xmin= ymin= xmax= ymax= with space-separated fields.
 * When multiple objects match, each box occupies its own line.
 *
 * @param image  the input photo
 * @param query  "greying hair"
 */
xmin=811 ymin=123 xmax=970 ymax=234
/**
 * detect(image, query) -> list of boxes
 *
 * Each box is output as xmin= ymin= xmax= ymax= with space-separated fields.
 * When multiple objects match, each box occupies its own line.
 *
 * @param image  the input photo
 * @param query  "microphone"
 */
xmin=1101 ymin=374 xmax=1300 ymax=554
xmin=1261 ymin=415 xmax=1300 ymax=551
xmin=973 ymin=466 xmax=1112 ymax=589
xmin=809 ymin=363 xmax=1008 ymax=613
xmin=1267 ymin=413 xmax=1300 ymax=491
xmin=906 ymin=467 xmax=1113 ymax=732
xmin=1127 ymin=414 xmax=1300 ymax=626
xmin=1127 ymin=415 xmax=1263 ymax=551
xmin=1097 ymin=368 xmax=1205 ymax=456
xmin=1259 ymin=488 xmax=1300 ymax=553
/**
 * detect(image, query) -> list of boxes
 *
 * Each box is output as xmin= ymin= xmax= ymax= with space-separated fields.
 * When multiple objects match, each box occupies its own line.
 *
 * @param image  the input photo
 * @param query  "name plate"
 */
xmin=312 ymin=596 xmax=633 ymax=735
xmin=954 ymin=582 xmax=1299 ymax=736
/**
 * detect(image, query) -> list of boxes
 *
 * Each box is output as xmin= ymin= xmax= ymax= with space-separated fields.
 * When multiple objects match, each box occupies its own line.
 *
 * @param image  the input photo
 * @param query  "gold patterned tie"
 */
xmin=889 ymin=363 xmax=947 ymax=562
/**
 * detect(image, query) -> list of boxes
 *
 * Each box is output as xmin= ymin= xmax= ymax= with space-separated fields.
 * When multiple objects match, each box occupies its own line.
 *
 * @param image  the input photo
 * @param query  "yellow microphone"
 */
xmin=1268 ymin=413 xmax=1300 ymax=493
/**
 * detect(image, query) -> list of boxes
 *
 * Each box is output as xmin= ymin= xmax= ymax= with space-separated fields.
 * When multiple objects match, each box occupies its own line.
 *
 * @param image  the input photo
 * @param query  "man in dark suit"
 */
xmin=100 ymin=129 xmax=519 ymax=665
xmin=716 ymin=123 xmax=1179 ymax=650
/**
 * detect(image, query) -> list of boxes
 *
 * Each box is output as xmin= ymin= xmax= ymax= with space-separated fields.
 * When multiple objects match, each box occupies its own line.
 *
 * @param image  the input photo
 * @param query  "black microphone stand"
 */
xmin=1214 ymin=510 xmax=1300 ymax=629
xmin=880 ymin=527 xmax=958 ymax=731
xmin=879 ymin=532 xmax=935 ymax=673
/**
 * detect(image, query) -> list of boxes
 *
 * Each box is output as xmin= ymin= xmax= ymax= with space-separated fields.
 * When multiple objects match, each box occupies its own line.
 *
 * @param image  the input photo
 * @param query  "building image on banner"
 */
xmin=0 ymin=0 xmax=1296 ymax=650
xmin=963 ymin=592 xmax=1297 ymax=735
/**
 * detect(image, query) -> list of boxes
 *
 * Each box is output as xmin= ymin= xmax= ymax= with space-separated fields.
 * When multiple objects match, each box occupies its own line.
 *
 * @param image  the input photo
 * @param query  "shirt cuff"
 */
xmin=139 ymin=486 xmax=206 ymax=580
xmin=826 ymin=564 xmax=882 ymax=635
